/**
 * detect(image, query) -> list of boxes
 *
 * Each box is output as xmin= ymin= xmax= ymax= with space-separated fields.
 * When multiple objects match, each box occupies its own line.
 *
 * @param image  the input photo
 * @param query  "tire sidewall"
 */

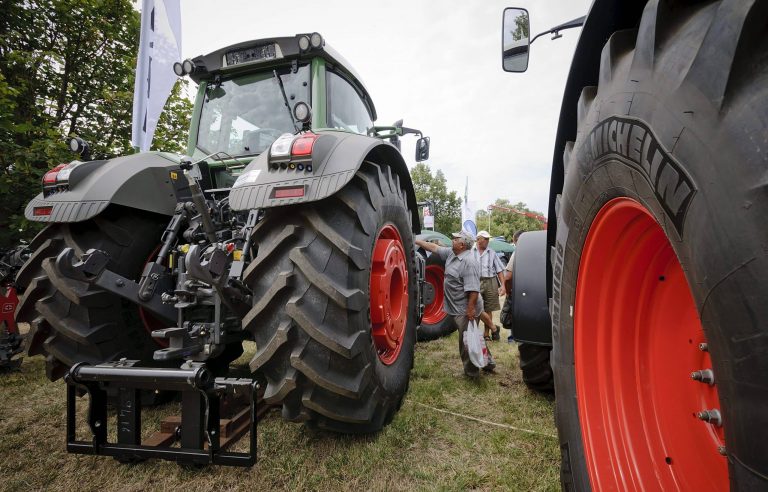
xmin=367 ymin=193 xmax=418 ymax=398
xmin=554 ymin=74 xmax=766 ymax=486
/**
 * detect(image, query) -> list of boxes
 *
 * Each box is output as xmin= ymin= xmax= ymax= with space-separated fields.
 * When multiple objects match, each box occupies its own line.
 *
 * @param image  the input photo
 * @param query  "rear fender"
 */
xmin=510 ymin=230 xmax=552 ymax=345
xmin=25 ymin=152 xmax=186 ymax=223
xmin=228 ymin=131 xmax=420 ymax=232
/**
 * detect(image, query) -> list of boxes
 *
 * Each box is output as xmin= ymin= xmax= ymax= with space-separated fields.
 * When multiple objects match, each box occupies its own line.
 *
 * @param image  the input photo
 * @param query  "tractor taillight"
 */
xmin=42 ymin=164 xmax=67 ymax=185
xmin=267 ymin=132 xmax=317 ymax=174
xmin=269 ymin=133 xmax=295 ymax=158
xmin=291 ymin=133 xmax=318 ymax=156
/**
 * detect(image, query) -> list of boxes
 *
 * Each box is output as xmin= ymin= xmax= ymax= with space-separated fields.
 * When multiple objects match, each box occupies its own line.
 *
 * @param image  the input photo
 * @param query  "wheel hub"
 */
xmin=370 ymin=225 xmax=409 ymax=365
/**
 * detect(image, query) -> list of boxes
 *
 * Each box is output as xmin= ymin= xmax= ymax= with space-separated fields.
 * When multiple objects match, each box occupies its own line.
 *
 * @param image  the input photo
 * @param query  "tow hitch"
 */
xmin=65 ymin=360 xmax=265 ymax=467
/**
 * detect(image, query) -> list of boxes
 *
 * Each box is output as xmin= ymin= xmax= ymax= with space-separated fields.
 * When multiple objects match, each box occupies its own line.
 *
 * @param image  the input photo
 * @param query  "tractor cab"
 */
xmin=177 ymin=34 xmax=428 ymax=190
xmin=182 ymin=34 xmax=377 ymax=160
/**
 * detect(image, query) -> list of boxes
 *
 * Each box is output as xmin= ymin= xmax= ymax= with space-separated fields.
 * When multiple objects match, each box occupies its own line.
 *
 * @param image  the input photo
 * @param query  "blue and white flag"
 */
xmin=131 ymin=0 xmax=181 ymax=152
xmin=461 ymin=177 xmax=477 ymax=236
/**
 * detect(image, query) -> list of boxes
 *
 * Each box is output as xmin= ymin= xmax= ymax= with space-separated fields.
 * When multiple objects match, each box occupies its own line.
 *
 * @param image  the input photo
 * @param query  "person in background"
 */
xmin=474 ymin=230 xmax=506 ymax=341
xmin=502 ymin=230 xmax=524 ymax=342
xmin=415 ymin=230 xmax=496 ymax=378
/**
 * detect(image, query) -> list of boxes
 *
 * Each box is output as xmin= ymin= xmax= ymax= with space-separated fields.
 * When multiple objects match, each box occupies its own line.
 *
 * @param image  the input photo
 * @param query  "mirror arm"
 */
xmin=401 ymin=127 xmax=422 ymax=137
xmin=530 ymin=15 xmax=586 ymax=45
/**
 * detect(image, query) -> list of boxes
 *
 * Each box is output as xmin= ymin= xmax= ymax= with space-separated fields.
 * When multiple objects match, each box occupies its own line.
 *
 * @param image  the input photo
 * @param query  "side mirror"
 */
xmin=415 ymin=136 xmax=430 ymax=162
xmin=502 ymin=8 xmax=530 ymax=72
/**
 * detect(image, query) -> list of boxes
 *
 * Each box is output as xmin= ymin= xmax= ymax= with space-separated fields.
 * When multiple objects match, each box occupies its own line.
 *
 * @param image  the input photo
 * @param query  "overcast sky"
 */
xmin=175 ymin=0 xmax=592 ymax=215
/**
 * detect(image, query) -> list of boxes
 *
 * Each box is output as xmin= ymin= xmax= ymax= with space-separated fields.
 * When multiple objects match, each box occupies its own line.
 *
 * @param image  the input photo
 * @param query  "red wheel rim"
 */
xmin=575 ymin=198 xmax=726 ymax=490
xmin=421 ymin=264 xmax=446 ymax=325
xmin=370 ymin=224 xmax=409 ymax=365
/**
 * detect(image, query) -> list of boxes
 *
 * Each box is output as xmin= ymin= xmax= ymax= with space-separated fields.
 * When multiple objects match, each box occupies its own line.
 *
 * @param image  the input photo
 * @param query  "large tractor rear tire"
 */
xmin=518 ymin=343 xmax=553 ymax=393
xmin=244 ymin=161 xmax=417 ymax=433
xmin=416 ymin=254 xmax=457 ymax=341
xmin=14 ymin=207 xmax=169 ymax=380
xmin=553 ymin=1 xmax=767 ymax=490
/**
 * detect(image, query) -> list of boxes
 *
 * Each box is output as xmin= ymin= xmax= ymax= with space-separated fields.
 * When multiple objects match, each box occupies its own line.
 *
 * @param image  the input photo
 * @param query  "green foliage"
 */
xmin=476 ymin=198 xmax=546 ymax=242
xmin=512 ymin=10 xmax=530 ymax=40
xmin=153 ymin=79 xmax=193 ymax=154
xmin=410 ymin=163 xmax=461 ymax=234
xmin=0 ymin=0 xmax=191 ymax=248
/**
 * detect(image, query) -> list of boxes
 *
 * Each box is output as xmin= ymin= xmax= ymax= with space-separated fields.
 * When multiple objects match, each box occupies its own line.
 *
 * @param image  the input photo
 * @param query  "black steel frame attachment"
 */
xmin=65 ymin=360 xmax=263 ymax=467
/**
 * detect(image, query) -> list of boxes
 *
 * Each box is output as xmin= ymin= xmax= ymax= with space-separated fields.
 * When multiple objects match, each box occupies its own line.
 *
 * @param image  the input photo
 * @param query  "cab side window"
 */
xmin=327 ymin=70 xmax=373 ymax=134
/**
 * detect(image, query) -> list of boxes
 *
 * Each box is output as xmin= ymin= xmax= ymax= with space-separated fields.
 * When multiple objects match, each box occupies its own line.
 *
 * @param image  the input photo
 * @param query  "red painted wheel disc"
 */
xmin=575 ymin=198 xmax=726 ymax=490
xmin=421 ymin=264 xmax=446 ymax=325
xmin=370 ymin=224 xmax=409 ymax=365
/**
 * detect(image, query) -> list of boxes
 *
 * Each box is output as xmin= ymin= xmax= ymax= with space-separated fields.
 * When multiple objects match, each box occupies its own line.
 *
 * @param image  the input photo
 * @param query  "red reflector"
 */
xmin=291 ymin=134 xmax=318 ymax=156
xmin=33 ymin=206 xmax=53 ymax=216
xmin=274 ymin=187 xmax=305 ymax=199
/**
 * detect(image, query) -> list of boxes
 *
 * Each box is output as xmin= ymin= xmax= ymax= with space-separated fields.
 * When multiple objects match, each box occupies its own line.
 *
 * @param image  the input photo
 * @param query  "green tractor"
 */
xmin=15 ymin=33 xmax=432 ymax=464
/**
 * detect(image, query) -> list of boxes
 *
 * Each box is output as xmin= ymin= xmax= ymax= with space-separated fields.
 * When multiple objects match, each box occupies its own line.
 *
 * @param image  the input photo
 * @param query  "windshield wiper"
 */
xmin=272 ymin=70 xmax=299 ymax=133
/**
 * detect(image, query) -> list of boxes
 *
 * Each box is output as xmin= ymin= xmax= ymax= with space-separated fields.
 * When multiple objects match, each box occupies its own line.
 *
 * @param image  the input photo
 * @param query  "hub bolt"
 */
xmin=718 ymin=446 xmax=727 ymax=456
xmin=691 ymin=369 xmax=715 ymax=385
xmin=698 ymin=342 xmax=708 ymax=352
xmin=696 ymin=408 xmax=722 ymax=427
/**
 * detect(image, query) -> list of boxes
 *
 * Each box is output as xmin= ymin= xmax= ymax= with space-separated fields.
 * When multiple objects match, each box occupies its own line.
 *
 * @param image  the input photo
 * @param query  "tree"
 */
xmin=475 ymin=199 xmax=545 ymax=242
xmin=153 ymin=79 xmax=193 ymax=154
xmin=410 ymin=163 xmax=461 ymax=234
xmin=512 ymin=11 xmax=530 ymax=41
xmin=0 ymin=0 xmax=191 ymax=248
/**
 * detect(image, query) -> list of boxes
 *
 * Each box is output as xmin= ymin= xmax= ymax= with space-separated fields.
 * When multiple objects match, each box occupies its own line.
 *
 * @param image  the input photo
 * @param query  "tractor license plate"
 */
xmin=225 ymin=44 xmax=277 ymax=66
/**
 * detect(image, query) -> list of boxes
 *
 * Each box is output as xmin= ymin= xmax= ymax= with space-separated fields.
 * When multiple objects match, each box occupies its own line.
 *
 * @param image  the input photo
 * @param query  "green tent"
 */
xmin=416 ymin=231 xmax=516 ymax=254
xmin=415 ymin=230 xmax=452 ymax=247
xmin=489 ymin=239 xmax=516 ymax=254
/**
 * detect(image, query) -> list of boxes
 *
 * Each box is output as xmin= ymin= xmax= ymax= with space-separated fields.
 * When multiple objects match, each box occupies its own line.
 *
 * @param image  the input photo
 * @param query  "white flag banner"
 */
xmin=461 ymin=178 xmax=477 ymax=236
xmin=423 ymin=205 xmax=434 ymax=229
xmin=131 ymin=0 xmax=181 ymax=152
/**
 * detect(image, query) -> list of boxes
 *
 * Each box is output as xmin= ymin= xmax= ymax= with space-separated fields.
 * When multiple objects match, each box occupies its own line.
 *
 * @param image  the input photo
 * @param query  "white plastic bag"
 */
xmin=463 ymin=319 xmax=487 ymax=369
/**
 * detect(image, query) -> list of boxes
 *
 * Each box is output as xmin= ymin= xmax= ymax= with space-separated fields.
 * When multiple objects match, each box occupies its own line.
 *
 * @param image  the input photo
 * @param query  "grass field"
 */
xmin=0 ymin=324 xmax=559 ymax=491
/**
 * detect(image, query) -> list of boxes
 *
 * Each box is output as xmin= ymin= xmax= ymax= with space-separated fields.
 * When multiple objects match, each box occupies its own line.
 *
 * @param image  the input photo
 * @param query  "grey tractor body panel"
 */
xmin=509 ymin=230 xmax=551 ymax=345
xmin=545 ymin=0 xmax=647 ymax=296
xmin=25 ymin=152 xmax=183 ymax=223
xmin=229 ymin=130 xmax=420 ymax=232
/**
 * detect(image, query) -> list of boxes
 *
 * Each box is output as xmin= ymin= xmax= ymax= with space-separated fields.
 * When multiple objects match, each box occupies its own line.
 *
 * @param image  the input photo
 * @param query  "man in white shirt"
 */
xmin=474 ymin=231 xmax=506 ymax=341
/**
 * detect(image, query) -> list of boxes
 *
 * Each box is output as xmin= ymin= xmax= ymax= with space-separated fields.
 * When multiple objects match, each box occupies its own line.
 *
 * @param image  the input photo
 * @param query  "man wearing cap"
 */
xmin=416 ymin=230 xmax=496 ymax=377
xmin=474 ymin=230 xmax=506 ymax=341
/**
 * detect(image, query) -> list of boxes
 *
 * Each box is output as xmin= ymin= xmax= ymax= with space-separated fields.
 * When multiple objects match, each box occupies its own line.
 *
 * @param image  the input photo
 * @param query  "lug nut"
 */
xmin=696 ymin=409 xmax=722 ymax=427
xmin=691 ymin=369 xmax=715 ymax=385
xmin=718 ymin=446 xmax=727 ymax=456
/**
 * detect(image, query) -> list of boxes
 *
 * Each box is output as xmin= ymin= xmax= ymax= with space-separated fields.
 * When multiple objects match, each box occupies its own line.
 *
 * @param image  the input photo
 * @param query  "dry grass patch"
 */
xmin=0 ymin=325 xmax=558 ymax=491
